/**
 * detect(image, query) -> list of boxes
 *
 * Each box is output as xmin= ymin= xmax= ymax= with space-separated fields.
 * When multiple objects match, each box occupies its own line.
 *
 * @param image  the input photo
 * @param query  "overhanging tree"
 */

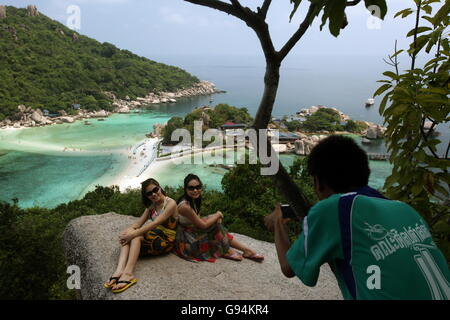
xmin=374 ymin=0 xmax=449 ymax=258
xmin=183 ymin=0 xmax=387 ymax=217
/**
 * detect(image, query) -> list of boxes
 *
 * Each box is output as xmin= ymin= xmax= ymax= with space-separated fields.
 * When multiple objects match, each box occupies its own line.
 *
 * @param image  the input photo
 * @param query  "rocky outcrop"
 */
xmin=27 ymin=5 xmax=39 ymax=17
xmin=63 ymin=213 xmax=342 ymax=300
xmin=60 ymin=116 xmax=75 ymax=123
xmin=0 ymin=5 xmax=6 ymax=19
xmin=294 ymin=134 xmax=327 ymax=155
xmin=1 ymin=80 xmax=221 ymax=130
xmin=364 ymin=123 xmax=385 ymax=140
xmin=0 ymin=104 xmax=115 ymax=129
xmin=109 ymin=81 xmax=220 ymax=113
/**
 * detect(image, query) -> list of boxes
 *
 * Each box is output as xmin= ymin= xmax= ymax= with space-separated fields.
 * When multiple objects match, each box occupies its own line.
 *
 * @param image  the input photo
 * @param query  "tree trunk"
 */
xmin=253 ymin=61 xmax=311 ymax=217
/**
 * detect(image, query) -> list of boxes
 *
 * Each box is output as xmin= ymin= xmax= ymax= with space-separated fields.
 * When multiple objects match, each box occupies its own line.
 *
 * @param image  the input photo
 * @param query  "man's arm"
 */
xmin=265 ymin=203 xmax=295 ymax=278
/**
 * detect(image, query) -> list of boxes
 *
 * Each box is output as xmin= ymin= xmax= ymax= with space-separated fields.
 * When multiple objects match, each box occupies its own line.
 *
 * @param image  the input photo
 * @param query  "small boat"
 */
xmin=365 ymin=98 xmax=375 ymax=107
xmin=97 ymin=118 xmax=105 ymax=121
xmin=362 ymin=138 xmax=371 ymax=144
xmin=84 ymin=121 xmax=92 ymax=125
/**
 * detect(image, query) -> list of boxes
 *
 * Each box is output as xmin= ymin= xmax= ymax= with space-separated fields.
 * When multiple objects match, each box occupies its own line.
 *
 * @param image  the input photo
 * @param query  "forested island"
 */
xmin=0 ymin=6 xmax=203 ymax=121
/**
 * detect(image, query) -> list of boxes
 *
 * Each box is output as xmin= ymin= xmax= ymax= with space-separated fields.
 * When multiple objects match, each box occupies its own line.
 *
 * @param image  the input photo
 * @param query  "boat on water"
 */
xmin=84 ymin=121 xmax=92 ymax=125
xmin=362 ymin=138 xmax=371 ymax=145
xmin=365 ymin=98 xmax=375 ymax=107
xmin=97 ymin=118 xmax=105 ymax=121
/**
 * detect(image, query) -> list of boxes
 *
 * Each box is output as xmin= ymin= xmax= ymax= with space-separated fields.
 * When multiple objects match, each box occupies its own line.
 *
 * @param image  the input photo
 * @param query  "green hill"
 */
xmin=0 ymin=6 xmax=199 ymax=120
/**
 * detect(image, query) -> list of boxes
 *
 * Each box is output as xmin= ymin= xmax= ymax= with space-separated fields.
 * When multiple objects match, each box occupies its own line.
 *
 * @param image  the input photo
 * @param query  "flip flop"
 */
xmin=243 ymin=253 xmax=264 ymax=262
xmin=111 ymin=278 xmax=138 ymax=293
xmin=103 ymin=276 xmax=120 ymax=289
xmin=223 ymin=251 xmax=243 ymax=261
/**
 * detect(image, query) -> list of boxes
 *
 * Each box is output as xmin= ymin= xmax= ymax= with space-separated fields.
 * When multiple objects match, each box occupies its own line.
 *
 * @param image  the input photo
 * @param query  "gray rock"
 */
xmin=31 ymin=111 xmax=44 ymax=123
xmin=294 ymin=140 xmax=305 ymax=155
xmin=0 ymin=5 xmax=6 ymax=19
xmin=27 ymin=5 xmax=39 ymax=17
xmin=60 ymin=116 xmax=75 ymax=123
xmin=366 ymin=127 xmax=377 ymax=140
xmin=17 ymin=105 xmax=26 ymax=113
xmin=63 ymin=213 xmax=342 ymax=300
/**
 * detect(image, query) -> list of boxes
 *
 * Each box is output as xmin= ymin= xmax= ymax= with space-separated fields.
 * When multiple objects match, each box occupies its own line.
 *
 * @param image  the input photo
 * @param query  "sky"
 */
xmin=1 ymin=0 xmax=426 ymax=61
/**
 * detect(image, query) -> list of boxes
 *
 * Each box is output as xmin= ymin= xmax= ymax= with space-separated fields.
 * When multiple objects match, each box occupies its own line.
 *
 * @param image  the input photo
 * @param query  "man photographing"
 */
xmin=265 ymin=135 xmax=450 ymax=300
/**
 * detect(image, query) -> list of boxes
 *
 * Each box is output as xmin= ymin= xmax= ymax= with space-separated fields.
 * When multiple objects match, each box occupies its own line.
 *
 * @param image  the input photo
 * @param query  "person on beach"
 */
xmin=174 ymin=174 xmax=264 ymax=263
xmin=264 ymin=135 xmax=450 ymax=300
xmin=104 ymin=178 xmax=178 ymax=293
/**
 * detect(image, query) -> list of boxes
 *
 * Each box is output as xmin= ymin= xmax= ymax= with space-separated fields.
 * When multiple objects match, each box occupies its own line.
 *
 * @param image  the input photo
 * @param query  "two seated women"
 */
xmin=104 ymin=174 xmax=264 ymax=293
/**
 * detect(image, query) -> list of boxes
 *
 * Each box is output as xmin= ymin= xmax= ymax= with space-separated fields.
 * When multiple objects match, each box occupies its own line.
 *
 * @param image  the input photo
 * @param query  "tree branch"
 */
xmin=445 ymin=140 xmax=450 ymax=159
xmin=346 ymin=0 xmax=362 ymax=6
xmin=257 ymin=0 xmax=272 ymax=20
xmin=278 ymin=3 xmax=317 ymax=61
xmin=183 ymin=0 xmax=245 ymax=20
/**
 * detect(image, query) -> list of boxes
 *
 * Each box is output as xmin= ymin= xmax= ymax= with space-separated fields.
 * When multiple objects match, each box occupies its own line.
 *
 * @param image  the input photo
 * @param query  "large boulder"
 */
xmin=31 ymin=111 xmax=44 ymax=123
xmin=17 ymin=105 xmax=27 ymax=113
xmin=60 ymin=116 xmax=75 ymax=123
xmin=27 ymin=5 xmax=39 ymax=16
xmin=63 ymin=213 xmax=342 ymax=300
xmin=294 ymin=140 xmax=305 ymax=155
xmin=366 ymin=127 xmax=378 ymax=140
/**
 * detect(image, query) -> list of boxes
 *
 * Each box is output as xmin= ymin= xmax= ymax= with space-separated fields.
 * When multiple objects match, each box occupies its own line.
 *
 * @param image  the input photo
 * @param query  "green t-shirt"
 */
xmin=286 ymin=189 xmax=450 ymax=300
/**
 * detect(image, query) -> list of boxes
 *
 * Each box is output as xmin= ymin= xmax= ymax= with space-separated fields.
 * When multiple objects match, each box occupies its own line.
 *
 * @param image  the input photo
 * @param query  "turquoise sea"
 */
xmin=6 ymin=53 xmax=446 ymax=209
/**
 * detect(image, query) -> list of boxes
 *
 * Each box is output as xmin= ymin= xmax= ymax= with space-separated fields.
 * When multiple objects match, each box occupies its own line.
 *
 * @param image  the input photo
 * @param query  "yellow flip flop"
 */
xmin=103 ymin=277 xmax=120 ymax=289
xmin=111 ymin=278 xmax=138 ymax=293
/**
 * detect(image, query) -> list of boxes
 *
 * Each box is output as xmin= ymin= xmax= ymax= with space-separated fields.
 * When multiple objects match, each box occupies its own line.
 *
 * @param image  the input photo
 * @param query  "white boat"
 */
xmin=365 ymin=98 xmax=375 ymax=107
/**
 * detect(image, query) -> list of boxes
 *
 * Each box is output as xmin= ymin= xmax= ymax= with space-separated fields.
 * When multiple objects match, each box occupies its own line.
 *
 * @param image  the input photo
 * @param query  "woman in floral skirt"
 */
xmin=174 ymin=174 xmax=264 ymax=263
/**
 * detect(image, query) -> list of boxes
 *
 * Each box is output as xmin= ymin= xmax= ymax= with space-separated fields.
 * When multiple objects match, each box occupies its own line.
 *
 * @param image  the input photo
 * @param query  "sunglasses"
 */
xmin=187 ymin=185 xmax=202 ymax=191
xmin=145 ymin=186 xmax=160 ymax=197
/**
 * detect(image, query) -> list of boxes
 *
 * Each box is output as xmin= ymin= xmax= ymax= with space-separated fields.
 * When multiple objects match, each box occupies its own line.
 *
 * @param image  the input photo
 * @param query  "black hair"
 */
xmin=141 ymin=178 xmax=166 ymax=208
xmin=178 ymin=174 xmax=202 ymax=214
xmin=307 ymin=135 xmax=370 ymax=193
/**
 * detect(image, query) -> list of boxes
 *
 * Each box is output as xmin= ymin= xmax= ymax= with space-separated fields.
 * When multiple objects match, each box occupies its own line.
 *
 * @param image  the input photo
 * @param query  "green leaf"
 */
xmin=289 ymin=0 xmax=302 ymax=22
xmin=383 ymin=71 xmax=399 ymax=80
xmin=406 ymin=26 xmax=432 ymax=37
xmin=374 ymin=84 xmax=392 ymax=97
xmin=394 ymin=8 xmax=413 ymax=19
xmin=327 ymin=0 xmax=347 ymax=37
xmin=379 ymin=93 xmax=390 ymax=115
xmin=433 ymin=0 xmax=450 ymax=26
xmin=408 ymin=34 xmax=431 ymax=56
xmin=390 ymin=49 xmax=404 ymax=59
xmin=422 ymin=4 xmax=432 ymax=15
xmin=424 ymin=56 xmax=447 ymax=68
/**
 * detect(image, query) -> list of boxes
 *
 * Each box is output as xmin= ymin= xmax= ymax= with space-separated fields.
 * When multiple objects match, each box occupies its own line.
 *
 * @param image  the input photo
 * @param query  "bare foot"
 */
xmin=242 ymin=249 xmax=264 ymax=262
xmin=104 ymin=271 xmax=122 ymax=287
xmin=112 ymin=272 xmax=136 ymax=291
xmin=223 ymin=249 xmax=243 ymax=261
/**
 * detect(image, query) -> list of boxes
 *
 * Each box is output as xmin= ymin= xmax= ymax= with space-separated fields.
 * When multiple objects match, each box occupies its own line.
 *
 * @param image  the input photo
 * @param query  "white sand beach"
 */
xmin=111 ymin=137 xmax=165 ymax=191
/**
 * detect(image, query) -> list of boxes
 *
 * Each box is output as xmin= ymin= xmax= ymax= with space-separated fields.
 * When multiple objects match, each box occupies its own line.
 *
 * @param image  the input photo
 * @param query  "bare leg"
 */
xmin=113 ymin=236 xmax=143 ymax=290
xmin=229 ymin=238 xmax=258 ymax=257
xmin=104 ymin=243 xmax=130 ymax=287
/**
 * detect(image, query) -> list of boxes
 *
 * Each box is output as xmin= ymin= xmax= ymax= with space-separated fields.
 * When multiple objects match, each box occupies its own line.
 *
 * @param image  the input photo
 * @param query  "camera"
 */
xmin=280 ymin=204 xmax=299 ymax=220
